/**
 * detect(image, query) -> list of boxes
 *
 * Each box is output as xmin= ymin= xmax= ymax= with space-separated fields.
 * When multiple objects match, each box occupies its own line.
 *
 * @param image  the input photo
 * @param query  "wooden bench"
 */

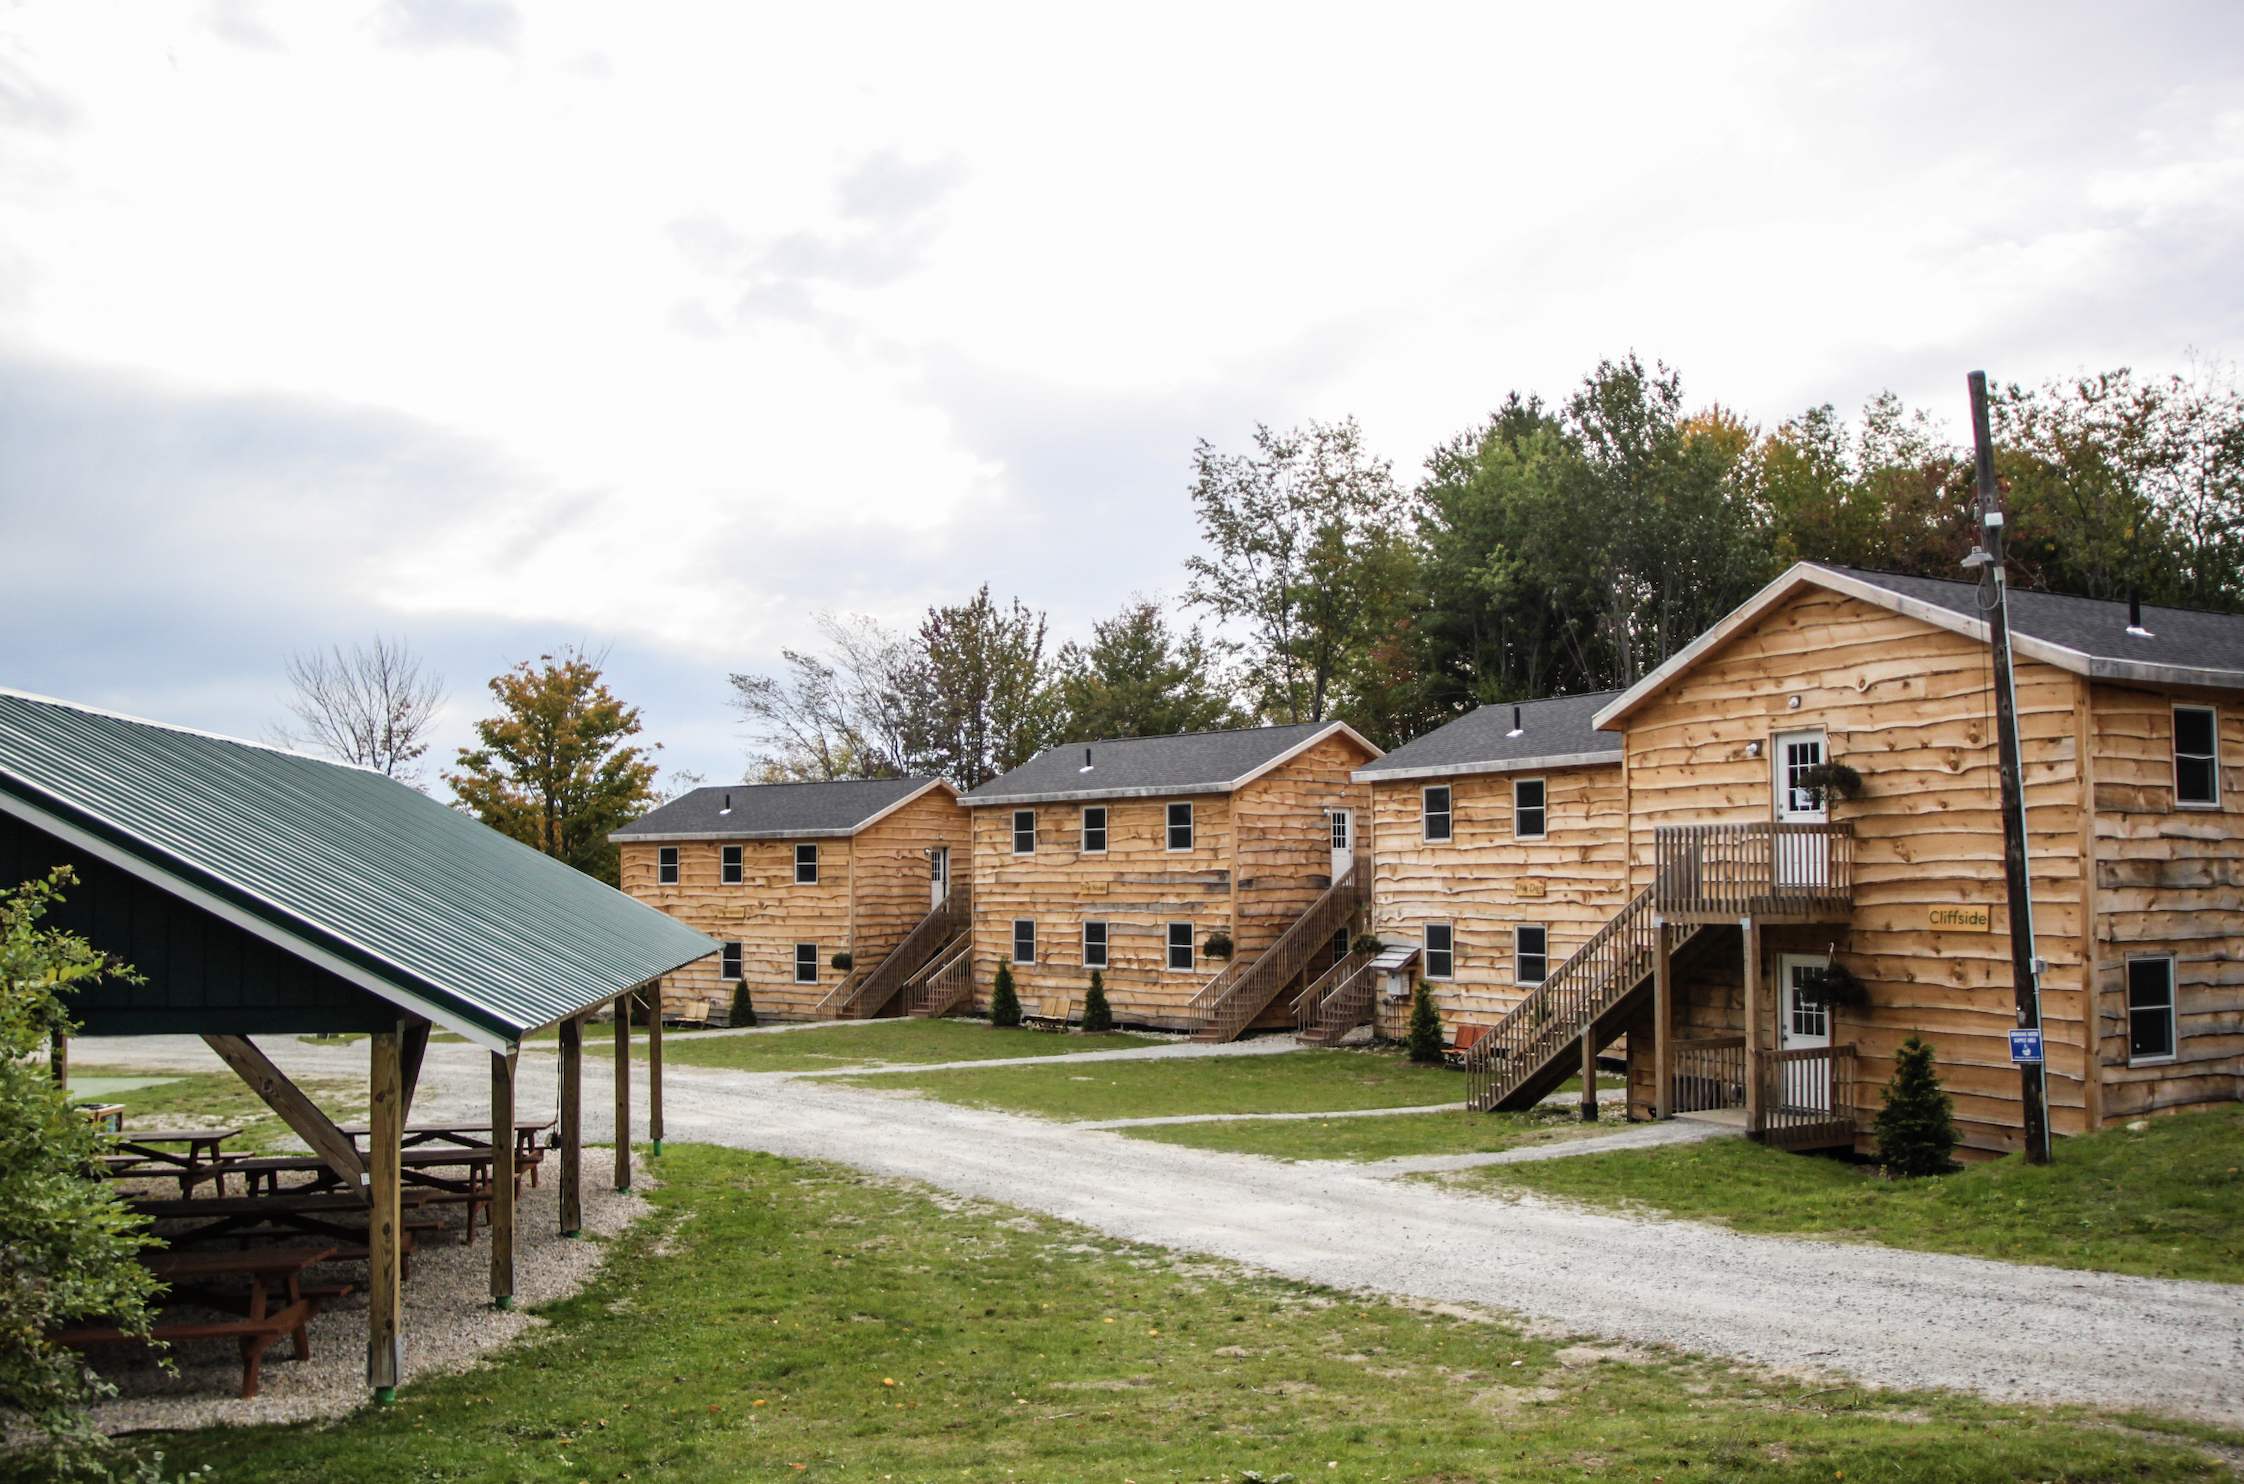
xmin=1444 ymin=1022 xmax=1491 ymax=1068
xmin=49 ymin=1247 xmax=344 ymax=1399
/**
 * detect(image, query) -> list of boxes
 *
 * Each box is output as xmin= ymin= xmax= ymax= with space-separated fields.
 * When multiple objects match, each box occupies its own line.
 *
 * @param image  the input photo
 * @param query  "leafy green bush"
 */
xmin=990 ymin=960 xmax=1022 ymax=1028
xmin=2 ymin=868 xmax=164 ymax=1473
xmin=1080 ymin=970 xmax=1114 ymax=1033
xmin=1875 ymin=1035 xmax=1960 ymax=1177
xmin=1406 ymin=980 xmax=1444 ymax=1063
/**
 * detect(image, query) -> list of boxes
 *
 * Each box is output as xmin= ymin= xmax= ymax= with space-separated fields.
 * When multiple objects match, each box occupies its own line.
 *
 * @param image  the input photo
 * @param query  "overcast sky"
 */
xmin=2 ymin=1 xmax=2240 ymax=786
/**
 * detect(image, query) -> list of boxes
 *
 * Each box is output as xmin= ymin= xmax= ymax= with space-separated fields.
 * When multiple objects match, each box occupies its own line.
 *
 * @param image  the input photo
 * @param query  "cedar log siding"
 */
xmin=1620 ymin=586 xmax=2097 ymax=1157
xmin=1367 ymin=765 xmax=1628 ymax=1034
xmin=966 ymin=733 xmax=1374 ymax=1027
xmin=617 ymin=790 xmax=968 ymax=1022
xmin=2086 ymin=681 xmax=2244 ymax=1121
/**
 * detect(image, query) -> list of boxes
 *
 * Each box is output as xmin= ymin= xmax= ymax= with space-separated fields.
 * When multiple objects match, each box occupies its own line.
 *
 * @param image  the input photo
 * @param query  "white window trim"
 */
xmin=1513 ymin=778 xmax=1548 ymax=840
xmin=1166 ymin=801 xmax=1194 ymax=852
xmin=1083 ymin=920 xmax=1108 ymax=969
xmin=2126 ymin=954 xmax=2179 ymax=1066
xmin=1166 ymin=921 xmax=1195 ymax=971
xmin=1423 ymin=922 xmax=1455 ymax=981
xmin=793 ymin=943 xmax=818 ymax=984
xmin=2174 ymin=704 xmax=2222 ymax=810
xmin=1422 ymin=784 xmax=1453 ymax=843
xmin=795 ymin=843 xmax=819 ymax=884
xmin=657 ymin=846 xmax=679 ymax=885
xmin=720 ymin=941 xmax=742 ymax=981
xmin=721 ymin=845 xmax=743 ymax=885
xmin=1516 ymin=924 xmax=1548 ymax=986
xmin=1081 ymin=805 xmax=1107 ymax=854
xmin=1012 ymin=918 xmax=1037 ymax=966
xmin=1013 ymin=809 xmax=1037 ymax=855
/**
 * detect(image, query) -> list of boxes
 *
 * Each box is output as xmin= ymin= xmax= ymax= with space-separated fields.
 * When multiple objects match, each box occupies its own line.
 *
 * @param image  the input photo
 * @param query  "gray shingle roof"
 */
xmin=0 ymin=688 xmax=717 ymax=1048
xmin=961 ymin=721 xmax=1379 ymax=806
xmin=1353 ymin=692 xmax=1623 ymax=782
xmin=611 ymin=777 xmax=951 ymax=841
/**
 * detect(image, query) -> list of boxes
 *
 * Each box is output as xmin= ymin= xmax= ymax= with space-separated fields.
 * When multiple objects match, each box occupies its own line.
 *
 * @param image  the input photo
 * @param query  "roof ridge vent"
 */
xmin=2127 ymin=590 xmax=2155 ymax=639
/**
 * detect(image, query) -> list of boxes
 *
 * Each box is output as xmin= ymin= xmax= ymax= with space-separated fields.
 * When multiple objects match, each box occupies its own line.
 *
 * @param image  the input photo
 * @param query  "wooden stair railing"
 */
xmin=824 ymin=886 xmax=973 ymax=1021
xmin=904 ymin=940 xmax=975 ymax=1019
xmin=1294 ymin=951 xmax=1376 ymax=1044
xmin=1462 ymin=886 xmax=1706 ymax=1112
xmin=1188 ymin=853 xmax=1367 ymax=1044
xmin=810 ymin=967 xmax=866 ymax=1021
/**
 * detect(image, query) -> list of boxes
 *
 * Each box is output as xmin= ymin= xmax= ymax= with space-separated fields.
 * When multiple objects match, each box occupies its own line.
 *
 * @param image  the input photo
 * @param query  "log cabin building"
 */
xmin=1343 ymin=692 xmax=1627 ymax=1045
xmin=612 ymin=777 xmax=967 ymax=1022
xmin=956 ymin=722 xmax=1380 ymax=1037
xmin=1453 ymin=563 xmax=2244 ymax=1158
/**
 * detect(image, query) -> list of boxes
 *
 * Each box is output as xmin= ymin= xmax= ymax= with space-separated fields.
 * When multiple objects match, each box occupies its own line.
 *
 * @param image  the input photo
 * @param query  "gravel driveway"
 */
xmin=80 ymin=1032 xmax=2244 ymax=1427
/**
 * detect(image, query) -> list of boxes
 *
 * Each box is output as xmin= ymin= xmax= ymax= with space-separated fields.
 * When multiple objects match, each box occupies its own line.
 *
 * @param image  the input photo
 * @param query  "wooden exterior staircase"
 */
xmin=904 ymin=939 xmax=974 ymax=1019
xmin=1294 ymin=950 xmax=1376 ymax=1044
xmin=1186 ymin=852 xmax=1367 ymax=1044
xmin=820 ymin=884 xmax=973 ymax=1021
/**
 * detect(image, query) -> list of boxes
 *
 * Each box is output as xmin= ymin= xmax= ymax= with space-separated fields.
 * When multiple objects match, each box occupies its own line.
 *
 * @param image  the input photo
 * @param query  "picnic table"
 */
xmin=50 ymin=1245 xmax=347 ymax=1399
xmin=101 ymin=1128 xmax=243 ymax=1197
xmin=128 ymin=1188 xmax=449 ymax=1275
xmin=228 ymin=1145 xmax=528 ymax=1238
xmin=339 ymin=1119 xmax=554 ymax=1165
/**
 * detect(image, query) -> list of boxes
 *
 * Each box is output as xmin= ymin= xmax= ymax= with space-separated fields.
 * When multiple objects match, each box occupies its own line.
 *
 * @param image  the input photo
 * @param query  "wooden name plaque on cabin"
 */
xmin=1516 ymin=879 xmax=1548 ymax=899
xmin=1928 ymin=904 xmax=1992 ymax=931
xmin=1080 ymin=881 xmax=1108 ymax=896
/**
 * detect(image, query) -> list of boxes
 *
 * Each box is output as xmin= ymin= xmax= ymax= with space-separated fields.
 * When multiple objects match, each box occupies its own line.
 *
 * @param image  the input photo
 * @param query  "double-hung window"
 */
xmin=795 ymin=844 xmax=819 ymax=884
xmin=1514 ymin=778 xmax=1547 ymax=838
xmin=1167 ymin=922 xmax=1194 ymax=971
xmin=1424 ymin=923 xmax=1454 ymax=980
xmin=1012 ymin=919 xmax=1037 ymax=966
xmin=2175 ymin=706 xmax=2220 ymax=807
xmin=793 ymin=943 xmax=818 ymax=983
xmin=720 ymin=942 xmax=743 ymax=981
xmin=1013 ymin=809 xmax=1037 ymax=854
xmin=1166 ymin=802 xmax=1194 ymax=851
xmin=657 ymin=846 xmax=679 ymax=885
xmin=721 ymin=845 xmax=743 ymax=884
xmin=1083 ymin=921 xmax=1108 ymax=969
xmin=1081 ymin=806 xmax=1107 ymax=853
xmin=2128 ymin=956 xmax=2176 ymax=1062
xmin=1422 ymin=785 xmax=1452 ymax=842
xmin=1517 ymin=925 xmax=1548 ymax=985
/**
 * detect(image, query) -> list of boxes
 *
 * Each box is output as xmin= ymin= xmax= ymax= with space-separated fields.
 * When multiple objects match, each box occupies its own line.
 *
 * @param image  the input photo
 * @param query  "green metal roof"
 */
xmin=0 ymin=688 xmax=717 ymax=1049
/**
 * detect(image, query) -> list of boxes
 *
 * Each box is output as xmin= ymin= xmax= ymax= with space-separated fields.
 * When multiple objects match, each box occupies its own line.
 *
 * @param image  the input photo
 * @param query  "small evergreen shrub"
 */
xmin=990 ymin=960 xmax=1022 ymax=1028
xmin=1080 ymin=970 xmax=1114 ymax=1033
xmin=1875 ymin=1034 xmax=1961 ymax=1177
xmin=729 ymin=981 xmax=757 ymax=1028
xmin=1406 ymin=980 xmax=1445 ymax=1063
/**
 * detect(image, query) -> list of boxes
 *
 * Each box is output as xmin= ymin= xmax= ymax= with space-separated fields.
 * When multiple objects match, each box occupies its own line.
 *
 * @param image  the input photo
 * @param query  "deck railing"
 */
xmin=1653 ymin=821 xmax=1855 ymax=919
xmin=1464 ymin=886 xmax=1704 ymax=1111
xmin=904 ymin=940 xmax=975 ymax=1019
xmin=824 ymin=885 xmax=972 ymax=1020
xmin=1764 ymin=1043 xmax=1858 ymax=1150
xmin=1187 ymin=852 xmax=1367 ymax=1044
xmin=1670 ymin=1035 xmax=1746 ymax=1114
xmin=1293 ymin=952 xmax=1376 ymax=1043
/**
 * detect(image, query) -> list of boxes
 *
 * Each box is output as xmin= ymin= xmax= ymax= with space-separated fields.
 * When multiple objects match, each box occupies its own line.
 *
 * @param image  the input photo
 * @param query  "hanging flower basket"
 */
xmin=1202 ymin=932 xmax=1234 ymax=961
xmin=831 ymin=952 xmax=854 ymax=972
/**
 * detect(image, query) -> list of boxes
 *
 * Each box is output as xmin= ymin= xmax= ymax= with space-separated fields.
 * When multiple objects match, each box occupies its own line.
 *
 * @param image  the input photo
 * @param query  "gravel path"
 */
xmin=63 ymin=1034 xmax=2244 ymax=1427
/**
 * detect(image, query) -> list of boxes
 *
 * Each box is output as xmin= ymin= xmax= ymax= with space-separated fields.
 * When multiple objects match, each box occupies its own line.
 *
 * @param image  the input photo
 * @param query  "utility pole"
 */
xmin=1966 ymin=370 xmax=2053 ymax=1164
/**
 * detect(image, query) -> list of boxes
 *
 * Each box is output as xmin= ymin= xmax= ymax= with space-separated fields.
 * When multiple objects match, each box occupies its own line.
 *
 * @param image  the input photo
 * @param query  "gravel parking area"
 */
xmin=71 ymin=1158 xmax=651 ymax=1435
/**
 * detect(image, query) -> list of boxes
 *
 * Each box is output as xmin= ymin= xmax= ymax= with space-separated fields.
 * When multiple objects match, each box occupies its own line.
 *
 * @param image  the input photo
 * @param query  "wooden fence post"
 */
xmin=1742 ymin=917 xmax=1765 ymax=1139
xmin=1653 ymin=919 xmax=1674 ymax=1119
xmin=490 ymin=1048 xmax=516 ymax=1307
xmin=559 ymin=1015 xmax=583 ymax=1237
xmin=368 ymin=1028 xmax=403 ymax=1401
xmin=614 ymin=993 xmax=631 ymax=1191
xmin=649 ymin=978 xmax=664 ymax=1157
xmin=1580 ymin=1020 xmax=1599 ymax=1123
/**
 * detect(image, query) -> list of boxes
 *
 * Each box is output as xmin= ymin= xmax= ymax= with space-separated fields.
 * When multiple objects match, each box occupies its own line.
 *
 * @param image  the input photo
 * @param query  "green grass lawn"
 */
xmin=586 ymin=1017 xmax=1165 ymax=1072
xmin=849 ymin=1046 xmax=1470 ymax=1122
xmin=1122 ymin=1104 xmax=1618 ymax=1162
xmin=19 ymin=1144 xmax=2231 ymax=1484
xmin=73 ymin=1064 xmax=363 ymax=1156
xmin=1454 ymin=1103 xmax=2244 ymax=1283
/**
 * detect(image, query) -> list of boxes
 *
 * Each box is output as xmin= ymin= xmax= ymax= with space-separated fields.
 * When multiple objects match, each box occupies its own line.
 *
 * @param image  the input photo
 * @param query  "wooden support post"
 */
xmin=559 ymin=1015 xmax=583 ymax=1237
xmin=649 ymin=978 xmax=665 ymax=1157
xmin=367 ymin=1028 xmax=403 ymax=1401
xmin=1652 ymin=918 xmax=1674 ymax=1120
xmin=50 ymin=1029 xmax=66 ymax=1085
xmin=203 ymin=1034 xmax=368 ymax=1186
xmin=1742 ymin=917 xmax=1765 ymax=1139
xmin=490 ymin=1048 xmax=516 ymax=1308
xmin=613 ymin=993 xmax=632 ymax=1192
xmin=1579 ymin=1021 xmax=1599 ymax=1123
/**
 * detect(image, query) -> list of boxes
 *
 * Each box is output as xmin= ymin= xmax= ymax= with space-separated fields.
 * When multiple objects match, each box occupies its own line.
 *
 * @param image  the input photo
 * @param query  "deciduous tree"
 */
xmin=271 ymin=635 xmax=445 ymax=783
xmin=919 ymin=586 xmax=1058 ymax=788
xmin=1051 ymin=598 xmax=1241 ymax=741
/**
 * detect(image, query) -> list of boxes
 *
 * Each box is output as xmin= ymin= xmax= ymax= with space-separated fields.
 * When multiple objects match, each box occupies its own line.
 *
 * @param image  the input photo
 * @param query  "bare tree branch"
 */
xmin=270 ymin=636 xmax=446 ymax=782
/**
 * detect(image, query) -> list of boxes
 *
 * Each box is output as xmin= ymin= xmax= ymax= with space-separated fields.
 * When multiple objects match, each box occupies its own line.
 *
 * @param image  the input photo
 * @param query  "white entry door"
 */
xmin=1329 ymin=809 xmax=1354 ymax=881
xmin=1772 ymin=729 xmax=1828 ymax=888
xmin=1777 ymin=953 xmax=1833 ymax=1111
xmin=930 ymin=846 xmax=949 ymax=908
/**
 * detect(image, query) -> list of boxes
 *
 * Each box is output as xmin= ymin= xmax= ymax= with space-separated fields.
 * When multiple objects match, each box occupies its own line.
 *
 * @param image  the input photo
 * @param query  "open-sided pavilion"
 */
xmin=0 ymin=687 xmax=716 ymax=1400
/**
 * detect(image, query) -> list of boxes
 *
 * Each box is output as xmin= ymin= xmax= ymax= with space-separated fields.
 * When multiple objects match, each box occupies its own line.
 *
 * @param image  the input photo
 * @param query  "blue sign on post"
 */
xmin=2009 ymin=1028 xmax=2044 ymax=1064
